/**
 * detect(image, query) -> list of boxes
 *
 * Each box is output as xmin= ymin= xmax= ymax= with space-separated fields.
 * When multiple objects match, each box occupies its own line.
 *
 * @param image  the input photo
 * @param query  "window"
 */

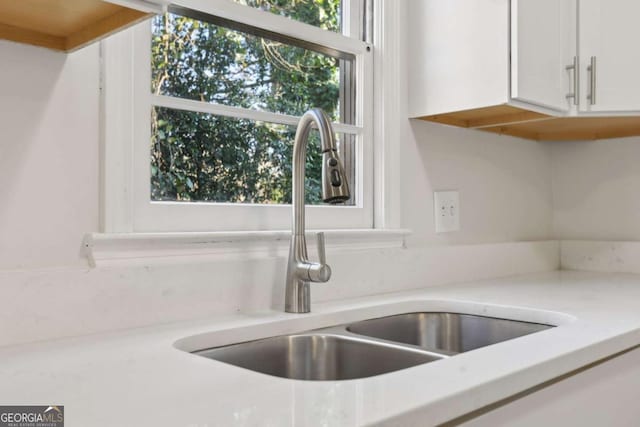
xmin=102 ymin=0 xmax=373 ymax=232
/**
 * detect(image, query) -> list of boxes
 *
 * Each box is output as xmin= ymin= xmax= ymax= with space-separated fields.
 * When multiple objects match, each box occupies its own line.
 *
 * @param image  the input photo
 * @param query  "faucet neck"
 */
xmin=286 ymin=108 xmax=348 ymax=313
xmin=291 ymin=109 xmax=336 ymax=238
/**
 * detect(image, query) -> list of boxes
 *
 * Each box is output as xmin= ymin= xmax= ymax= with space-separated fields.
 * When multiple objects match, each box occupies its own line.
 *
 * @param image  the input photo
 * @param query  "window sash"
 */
xmin=169 ymin=4 xmax=356 ymax=61
xmin=150 ymin=95 xmax=363 ymax=136
xmin=171 ymin=0 xmax=369 ymax=54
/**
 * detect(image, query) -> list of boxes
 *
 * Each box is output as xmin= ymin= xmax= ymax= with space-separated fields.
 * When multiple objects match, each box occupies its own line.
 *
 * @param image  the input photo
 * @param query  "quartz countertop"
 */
xmin=2 ymin=270 xmax=640 ymax=426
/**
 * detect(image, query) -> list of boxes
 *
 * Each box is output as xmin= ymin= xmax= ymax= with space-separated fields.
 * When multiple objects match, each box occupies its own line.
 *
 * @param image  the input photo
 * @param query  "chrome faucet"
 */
xmin=285 ymin=108 xmax=351 ymax=313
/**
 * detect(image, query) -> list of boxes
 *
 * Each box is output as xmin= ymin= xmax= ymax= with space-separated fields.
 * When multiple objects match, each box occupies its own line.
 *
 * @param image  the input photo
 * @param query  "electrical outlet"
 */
xmin=434 ymin=191 xmax=460 ymax=233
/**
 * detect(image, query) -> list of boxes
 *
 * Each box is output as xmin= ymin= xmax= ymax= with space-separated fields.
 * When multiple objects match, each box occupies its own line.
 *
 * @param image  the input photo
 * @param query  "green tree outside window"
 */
xmin=150 ymin=0 xmax=345 ymax=205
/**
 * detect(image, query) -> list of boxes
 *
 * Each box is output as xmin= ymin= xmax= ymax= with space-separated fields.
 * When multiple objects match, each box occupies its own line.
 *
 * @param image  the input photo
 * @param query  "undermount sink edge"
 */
xmin=175 ymin=300 xmax=573 ymax=381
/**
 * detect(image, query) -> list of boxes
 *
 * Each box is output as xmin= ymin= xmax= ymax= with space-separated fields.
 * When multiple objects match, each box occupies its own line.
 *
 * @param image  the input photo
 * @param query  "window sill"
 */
xmin=83 ymin=229 xmax=411 ymax=267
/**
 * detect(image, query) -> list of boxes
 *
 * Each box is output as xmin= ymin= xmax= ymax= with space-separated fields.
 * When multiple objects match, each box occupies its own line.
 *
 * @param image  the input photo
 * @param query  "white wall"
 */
xmin=0 ymin=24 xmax=554 ymax=273
xmin=0 ymin=41 xmax=100 ymax=271
xmin=403 ymin=121 xmax=554 ymax=246
xmin=0 ymin=32 xmax=555 ymax=272
xmin=0 ymin=7 xmax=559 ymax=346
xmin=552 ymin=137 xmax=640 ymax=240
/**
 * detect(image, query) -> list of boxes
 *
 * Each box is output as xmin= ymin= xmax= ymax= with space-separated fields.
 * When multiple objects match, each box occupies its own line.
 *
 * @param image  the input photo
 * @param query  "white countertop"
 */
xmin=2 ymin=270 xmax=640 ymax=426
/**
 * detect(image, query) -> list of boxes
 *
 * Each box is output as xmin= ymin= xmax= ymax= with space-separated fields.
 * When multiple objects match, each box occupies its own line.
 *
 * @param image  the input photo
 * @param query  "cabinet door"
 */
xmin=579 ymin=0 xmax=640 ymax=112
xmin=511 ymin=0 xmax=577 ymax=112
xmin=462 ymin=347 xmax=640 ymax=426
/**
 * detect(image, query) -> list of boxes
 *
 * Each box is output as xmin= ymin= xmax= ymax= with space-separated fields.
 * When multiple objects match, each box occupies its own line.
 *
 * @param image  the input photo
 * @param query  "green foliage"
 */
xmin=150 ymin=0 xmax=343 ymax=204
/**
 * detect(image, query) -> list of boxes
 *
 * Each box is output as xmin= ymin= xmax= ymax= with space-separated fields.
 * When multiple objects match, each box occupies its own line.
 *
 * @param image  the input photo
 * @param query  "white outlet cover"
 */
xmin=434 ymin=191 xmax=460 ymax=233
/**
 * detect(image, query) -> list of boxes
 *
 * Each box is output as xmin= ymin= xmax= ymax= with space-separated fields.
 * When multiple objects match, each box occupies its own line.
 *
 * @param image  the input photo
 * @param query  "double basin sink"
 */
xmin=192 ymin=312 xmax=553 ymax=381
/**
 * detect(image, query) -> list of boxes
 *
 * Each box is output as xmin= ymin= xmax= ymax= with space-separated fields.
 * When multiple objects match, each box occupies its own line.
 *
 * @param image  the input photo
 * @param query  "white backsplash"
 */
xmin=0 ymin=241 xmax=558 ymax=347
xmin=561 ymin=241 xmax=640 ymax=274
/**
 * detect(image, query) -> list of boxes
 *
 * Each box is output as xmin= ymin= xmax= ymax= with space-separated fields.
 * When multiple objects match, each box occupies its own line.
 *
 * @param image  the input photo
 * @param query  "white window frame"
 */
xmin=89 ymin=0 xmax=406 ymax=266
xmin=101 ymin=0 xmax=374 ymax=233
xmin=99 ymin=0 xmax=409 ymax=241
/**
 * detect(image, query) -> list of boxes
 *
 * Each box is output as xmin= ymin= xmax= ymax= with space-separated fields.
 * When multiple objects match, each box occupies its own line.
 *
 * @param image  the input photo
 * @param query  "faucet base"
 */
xmin=284 ymin=278 xmax=310 ymax=314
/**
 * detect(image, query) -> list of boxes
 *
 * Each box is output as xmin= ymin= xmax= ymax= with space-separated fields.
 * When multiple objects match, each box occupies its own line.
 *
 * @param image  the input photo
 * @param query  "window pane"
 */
xmin=151 ymin=107 xmax=355 ymax=205
xmin=151 ymin=12 xmax=353 ymax=123
xmin=232 ymin=0 xmax=342 ymax=33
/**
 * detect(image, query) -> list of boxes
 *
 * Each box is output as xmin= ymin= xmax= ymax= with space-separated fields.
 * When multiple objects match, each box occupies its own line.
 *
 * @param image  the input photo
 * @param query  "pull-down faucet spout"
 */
xmin=285 ymin=108 xmax=351 ymax=313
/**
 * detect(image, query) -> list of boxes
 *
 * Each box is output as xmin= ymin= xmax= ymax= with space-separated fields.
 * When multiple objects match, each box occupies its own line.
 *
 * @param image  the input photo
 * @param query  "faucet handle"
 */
xmin=308 ymin=232 xmax=331 ymax=282
xmin=316 ymin=232 xmax=326 ymax=265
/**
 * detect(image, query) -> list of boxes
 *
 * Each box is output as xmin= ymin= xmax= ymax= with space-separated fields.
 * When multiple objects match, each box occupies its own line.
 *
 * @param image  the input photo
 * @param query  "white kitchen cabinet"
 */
xmin=511 ymin=0 xmax=576 ymax=113
xmin=460 ymin=347 xmax=640 ymax=426
xmin=407 ymin=0 xmax=511 ymax=119
xmin=579 ymin=0 xmax=640 ymax=113
xmin=409 ymin=0 xmax=640 ymax=141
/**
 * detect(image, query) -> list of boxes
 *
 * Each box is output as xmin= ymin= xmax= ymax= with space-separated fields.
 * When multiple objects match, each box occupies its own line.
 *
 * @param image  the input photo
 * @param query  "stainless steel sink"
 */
xmin=347 ymin=313 xmax=553 ymax=354
xmin=190 ymin=312 xmax=554 ymax=381
xmin=195 ymin=333 xmax=444 ymax=381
